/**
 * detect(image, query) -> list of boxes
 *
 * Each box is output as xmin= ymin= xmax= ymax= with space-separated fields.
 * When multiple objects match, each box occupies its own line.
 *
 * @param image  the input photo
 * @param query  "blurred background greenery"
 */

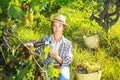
xmin=0 ymin=0 xmax=120 ymax=80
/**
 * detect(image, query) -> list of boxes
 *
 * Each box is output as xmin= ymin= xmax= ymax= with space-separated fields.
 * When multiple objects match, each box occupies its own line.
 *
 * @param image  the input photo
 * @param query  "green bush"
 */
xmin=33 ymin=15 xmax=52 ymax=36
xmin=17 ymin=27 xmax=41 ymax=42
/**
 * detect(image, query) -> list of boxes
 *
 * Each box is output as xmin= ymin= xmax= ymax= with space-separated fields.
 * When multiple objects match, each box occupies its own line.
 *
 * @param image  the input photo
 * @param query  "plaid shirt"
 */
xmin=35 ymin=35 xmax=72 ymax=66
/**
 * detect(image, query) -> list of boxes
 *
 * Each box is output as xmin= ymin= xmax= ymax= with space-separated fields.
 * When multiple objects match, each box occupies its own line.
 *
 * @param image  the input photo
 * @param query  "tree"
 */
xmin=90 ymin=0 xmax=120 ymax=31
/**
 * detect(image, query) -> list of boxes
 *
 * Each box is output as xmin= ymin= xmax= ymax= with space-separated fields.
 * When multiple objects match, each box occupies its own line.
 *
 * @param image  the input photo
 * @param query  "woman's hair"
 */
xmin=51 ymin=22 xmax=54 ymax=33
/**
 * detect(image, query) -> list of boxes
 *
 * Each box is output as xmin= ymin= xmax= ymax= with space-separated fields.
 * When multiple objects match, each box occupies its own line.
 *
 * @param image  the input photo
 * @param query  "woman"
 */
xmin=36 ymin=14 xmax=72 ymax=80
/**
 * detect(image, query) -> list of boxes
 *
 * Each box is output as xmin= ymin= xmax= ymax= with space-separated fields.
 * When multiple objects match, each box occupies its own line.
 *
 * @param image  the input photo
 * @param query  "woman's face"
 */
xmin=52 ymin=22 xmax=64 ymax=35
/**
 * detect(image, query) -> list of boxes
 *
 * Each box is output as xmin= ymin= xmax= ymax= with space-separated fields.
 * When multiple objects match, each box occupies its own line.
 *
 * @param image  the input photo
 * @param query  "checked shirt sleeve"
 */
xmin=35 ymin=36 xmax=49 ymax=53
xmin=60 ymin=40 xmax=72 ymax=66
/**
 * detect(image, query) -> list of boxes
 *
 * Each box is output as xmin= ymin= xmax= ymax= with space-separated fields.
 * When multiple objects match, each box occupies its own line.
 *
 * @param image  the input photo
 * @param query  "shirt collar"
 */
xmin=48 ymin=34 xmax=65 ymax=44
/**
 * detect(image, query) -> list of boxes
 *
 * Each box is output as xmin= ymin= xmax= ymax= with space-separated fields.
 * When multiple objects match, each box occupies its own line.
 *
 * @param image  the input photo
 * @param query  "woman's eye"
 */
xmin=58 ymin=26 xmax=61 ymax=28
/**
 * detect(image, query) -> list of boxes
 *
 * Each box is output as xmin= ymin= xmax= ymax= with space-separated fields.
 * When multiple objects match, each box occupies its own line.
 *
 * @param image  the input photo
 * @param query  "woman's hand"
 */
xmin=50 ymin=52 xmax=63 ymax=64
xmin=50 ymin=52 xmax=58 ymax=59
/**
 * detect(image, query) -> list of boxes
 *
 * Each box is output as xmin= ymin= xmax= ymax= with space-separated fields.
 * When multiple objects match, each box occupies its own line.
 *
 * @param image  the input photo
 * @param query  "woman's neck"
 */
xmin=53 ymin=34 xmax=62 ymax=42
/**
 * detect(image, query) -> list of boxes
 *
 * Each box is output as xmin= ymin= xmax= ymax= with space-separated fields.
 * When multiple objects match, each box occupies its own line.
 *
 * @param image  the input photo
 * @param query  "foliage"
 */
xmin=70 ymin=45 xmax=120 ymax=80
xmin=90 ymin=0 xmax=120 ymax=31
xmin=101 ymin=57 xmax=120 ymax=80
xmin=0 ymin=0 xmax=11 ymax=21
xmin=17 ymin=27 xmax=41 ymax=42
xmin=47 ymin=63 xmax=61 ymax=79
xmin=32 ymin=14 xmax=51 ymax=36
xmin=0 ymin=0 xmax=120 ymax=80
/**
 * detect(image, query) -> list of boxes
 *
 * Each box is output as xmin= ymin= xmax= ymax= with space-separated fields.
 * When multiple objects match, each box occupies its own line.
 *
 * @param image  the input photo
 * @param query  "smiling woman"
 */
xmin=35 ymin=14 xmax=72 ymax=80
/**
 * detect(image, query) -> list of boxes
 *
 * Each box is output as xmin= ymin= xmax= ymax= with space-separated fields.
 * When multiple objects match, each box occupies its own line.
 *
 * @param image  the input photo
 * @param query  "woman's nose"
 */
xmin=55 ymin=26 xmax=59 ymax=29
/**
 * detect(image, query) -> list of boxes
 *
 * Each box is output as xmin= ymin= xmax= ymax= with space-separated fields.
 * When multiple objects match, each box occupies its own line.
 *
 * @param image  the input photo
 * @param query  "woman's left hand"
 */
xmin=50 ymin=52 xmax=63 ymax=64
xmin=50 ymin=52 xmax=58 ymax=59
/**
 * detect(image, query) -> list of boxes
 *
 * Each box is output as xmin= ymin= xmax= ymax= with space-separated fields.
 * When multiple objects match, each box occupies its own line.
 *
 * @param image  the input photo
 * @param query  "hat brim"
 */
xmin=48 ymin=19 xmax=69 ymax=28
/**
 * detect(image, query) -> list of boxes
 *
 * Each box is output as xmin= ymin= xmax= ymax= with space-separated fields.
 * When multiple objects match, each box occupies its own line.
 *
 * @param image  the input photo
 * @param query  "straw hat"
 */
xmin=49 ymin=14 xmax=69 ymax=28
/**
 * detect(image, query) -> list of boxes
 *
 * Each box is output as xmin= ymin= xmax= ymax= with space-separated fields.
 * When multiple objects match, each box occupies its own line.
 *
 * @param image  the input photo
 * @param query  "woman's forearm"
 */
xmin=55 ymin=55 xmax=63 ymax=64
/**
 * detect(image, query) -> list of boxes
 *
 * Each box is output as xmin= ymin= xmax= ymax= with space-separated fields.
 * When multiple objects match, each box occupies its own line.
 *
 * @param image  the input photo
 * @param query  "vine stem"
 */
xmin=9 ymin=35 xmax=49 ymax=80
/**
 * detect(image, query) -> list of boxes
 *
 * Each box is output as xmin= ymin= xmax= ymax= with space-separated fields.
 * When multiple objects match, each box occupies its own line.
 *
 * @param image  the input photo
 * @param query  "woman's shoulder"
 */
xmin=63 ymin=37 xmax=72 ymax=45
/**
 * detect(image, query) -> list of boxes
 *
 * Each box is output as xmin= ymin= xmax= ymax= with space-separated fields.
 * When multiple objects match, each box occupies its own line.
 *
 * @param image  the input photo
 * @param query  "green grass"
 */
xmin=70 ymin=45 xmax=120 ymax=80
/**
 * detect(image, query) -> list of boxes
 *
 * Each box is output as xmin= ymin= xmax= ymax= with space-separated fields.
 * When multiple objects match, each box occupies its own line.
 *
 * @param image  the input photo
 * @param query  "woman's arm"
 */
xmin=61 ymin=43 xmax=72 ymax=66
xmin=49 ymin=52 xmax=63 ymax=64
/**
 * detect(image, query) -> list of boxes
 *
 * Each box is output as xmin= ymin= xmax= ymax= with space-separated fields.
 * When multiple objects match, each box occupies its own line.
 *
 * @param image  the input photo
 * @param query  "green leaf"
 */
xmin=41 ymin=0 xmax=47 ymax=10
xmin=0 ymin=0 xmax=10 ymax=11
xmin=8 ymin=5 xmax=23 ymax=19
xmin=47 ymin=63 xmax=54 ymax=78
xmin=0 ymin=7 xmax=2 ymax=14
xmin=16 ymin=61 xmax=34 ymax=80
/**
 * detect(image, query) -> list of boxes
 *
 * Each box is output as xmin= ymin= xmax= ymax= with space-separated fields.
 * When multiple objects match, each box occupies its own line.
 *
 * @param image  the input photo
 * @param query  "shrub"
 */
xmin=17 ymin=27 xmax=41 ymax=42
